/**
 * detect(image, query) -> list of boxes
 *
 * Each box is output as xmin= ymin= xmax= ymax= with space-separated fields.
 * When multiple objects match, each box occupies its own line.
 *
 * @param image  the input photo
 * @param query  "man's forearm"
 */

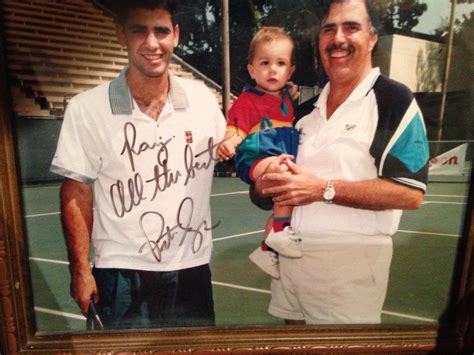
xmin=259 ymin=162 xmax=424 ymax=211
xmin=60 ymin=178 xmax=99 ymax=313
xmin=331 ymin=178 xmax=424 ymax=210
xmin=60 ymin=178 xmax=93 ymax=274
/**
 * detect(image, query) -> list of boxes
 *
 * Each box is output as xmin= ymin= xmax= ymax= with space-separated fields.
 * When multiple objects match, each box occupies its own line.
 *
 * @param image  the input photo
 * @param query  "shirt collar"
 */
xmin=243 ymin=85 xmax=265 ymax=96
xmin=315 ymin=67 xmax=381 ymax=109
xmin=243 ymin=84 xmax=291 ymax=97
xmin=346 ymin=67 xmax=380 ymax=101
xmin=243 ymin=84 xmax=292 ymax=115
xmin=108 ymin=67 xmax=189 ymax=116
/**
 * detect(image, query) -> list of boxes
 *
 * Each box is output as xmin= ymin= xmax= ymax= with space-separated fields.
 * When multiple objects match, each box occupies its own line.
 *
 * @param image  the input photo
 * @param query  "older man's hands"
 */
xmin=255 ymin=156 xmax=324 ymax=207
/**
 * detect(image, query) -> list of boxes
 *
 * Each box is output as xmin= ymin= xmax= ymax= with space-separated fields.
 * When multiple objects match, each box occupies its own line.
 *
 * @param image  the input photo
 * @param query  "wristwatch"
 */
xmin=323 ymin=180 xmax=335 ymax=204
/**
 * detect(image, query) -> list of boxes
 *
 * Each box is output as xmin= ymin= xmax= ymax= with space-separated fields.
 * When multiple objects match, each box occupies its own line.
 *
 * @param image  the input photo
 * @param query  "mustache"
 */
xmin=326 ymin=43 xmax=353 ymax=52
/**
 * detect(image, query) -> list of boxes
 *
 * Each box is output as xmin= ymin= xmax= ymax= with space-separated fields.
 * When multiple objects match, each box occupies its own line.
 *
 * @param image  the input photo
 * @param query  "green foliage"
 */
xmin=174 ymin=0 xmax=429 ymax=93
xmin=433 ymin=4 xmax=473 ymax=56
xmin=454 ymin=10 xmax=474 ymax=55
xmin=392 ymin=0 xmax=427 ymax=31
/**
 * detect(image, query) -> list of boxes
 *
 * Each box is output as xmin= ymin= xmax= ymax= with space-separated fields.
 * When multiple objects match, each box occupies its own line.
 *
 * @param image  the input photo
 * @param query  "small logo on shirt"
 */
xmin=185 ymin=131 xmax=193 ymax=143
xmin=345 ymin=124 xmax=357 ymax=131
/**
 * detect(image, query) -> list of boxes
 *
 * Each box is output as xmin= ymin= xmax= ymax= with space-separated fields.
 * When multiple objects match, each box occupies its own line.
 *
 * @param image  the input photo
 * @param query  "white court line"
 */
xmin=34 ymin=306 xmax=86 ymax=321
xmin=31 ymin=262 xmax=437 ymax=323
xmin=25 ymin=211 xmax=60 ymax=218
xmin=425 ymin=194 xmax=466 ymax=198
xmin=24 ymin=199 xmax=465 ymax=219
xmin=397 ymin=230 xmax=459 ymax=238
xmin=33 ymin=305 xmax=436 ymax=324
xmin=34 ymin=305 xmax=437 ymax=324
xmin=214 ymin=230 xmax=264 ymax=242
xmin=213 ymin=282 xmax=435 ymax=323
xmin=214 ymin=229 xmax=460 ymax=241
xmin=212 ymin=281 xmax=271 ymax=294
xmin=29 ymin=257 xmax=69 ymax=265
xmin=22 ymin=188 xmax=467 ymax=219
xmin=381 ymin=310 xmax=436 ymax=323
xmin=211 ymin=190 xmax=248 ymax=197
xmin=24 ymin=190 xmax=248 ymax=218
xmin=422 ymin=201 xmax=466 ymax=205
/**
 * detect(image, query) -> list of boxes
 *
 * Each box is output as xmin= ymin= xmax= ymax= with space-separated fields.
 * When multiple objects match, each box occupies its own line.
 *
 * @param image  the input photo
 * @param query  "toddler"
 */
xmin=216 ymin=27 xmax=302 ymax=279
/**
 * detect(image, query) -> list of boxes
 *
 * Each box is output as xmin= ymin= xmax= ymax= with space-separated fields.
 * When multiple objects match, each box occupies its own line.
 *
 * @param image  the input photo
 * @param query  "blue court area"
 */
xmin=22 ymin=177 xmax=469 ymax=332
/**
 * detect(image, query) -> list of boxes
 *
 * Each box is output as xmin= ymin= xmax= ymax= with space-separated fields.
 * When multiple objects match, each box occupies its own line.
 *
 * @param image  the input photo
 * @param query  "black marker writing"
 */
xmin=111 ymin=122 xmax=217 ymax=218
xmin=146 ymin=142 xmax=182 ymax=200
xmin=120 ymin=121 xmax=173 ymax=171
xmin=138 ymin=197 xmax=220 ymax=262
xmin=184 ymin=138 xmax=216 ymax=185
xmin=110 ymin=172 xmax=146 ymax=218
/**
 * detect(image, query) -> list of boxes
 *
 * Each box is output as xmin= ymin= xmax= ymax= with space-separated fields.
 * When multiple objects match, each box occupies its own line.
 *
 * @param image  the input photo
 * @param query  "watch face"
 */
xmin=324 ymin=187 xmax=335 ymax=201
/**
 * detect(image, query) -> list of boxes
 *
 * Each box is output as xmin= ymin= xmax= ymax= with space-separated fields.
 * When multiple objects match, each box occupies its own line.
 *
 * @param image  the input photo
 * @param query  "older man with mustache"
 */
xmin=253 ymin=0 xmax=429 ymax=324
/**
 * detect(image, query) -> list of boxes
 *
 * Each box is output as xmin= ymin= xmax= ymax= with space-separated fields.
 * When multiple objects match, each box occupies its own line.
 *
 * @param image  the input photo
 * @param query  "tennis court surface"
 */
xmin=22 ymin=176 xmax=469 ymax=332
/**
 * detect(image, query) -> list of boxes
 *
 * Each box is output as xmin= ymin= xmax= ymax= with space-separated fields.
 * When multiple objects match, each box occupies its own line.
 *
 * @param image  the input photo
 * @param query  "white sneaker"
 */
xmin=249 ymin=247 xmax=280 ymax=279
xmin=265 ymin=227 xmax=302 ymax=258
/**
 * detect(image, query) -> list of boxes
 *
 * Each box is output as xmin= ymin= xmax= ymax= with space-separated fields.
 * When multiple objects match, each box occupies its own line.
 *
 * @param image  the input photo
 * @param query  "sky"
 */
xmin=413 ymin=1 xmax=473 ymax=34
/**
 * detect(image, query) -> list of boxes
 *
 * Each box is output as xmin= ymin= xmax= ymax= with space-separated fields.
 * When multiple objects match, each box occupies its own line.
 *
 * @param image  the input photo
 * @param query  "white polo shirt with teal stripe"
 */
xmin=293 ymin=68 xmax=429 ymax=238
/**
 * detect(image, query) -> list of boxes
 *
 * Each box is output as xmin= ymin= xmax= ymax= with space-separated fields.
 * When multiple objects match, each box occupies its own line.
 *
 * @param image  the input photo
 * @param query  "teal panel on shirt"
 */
xmin=388 ymin=113 xmax=429 ymax=173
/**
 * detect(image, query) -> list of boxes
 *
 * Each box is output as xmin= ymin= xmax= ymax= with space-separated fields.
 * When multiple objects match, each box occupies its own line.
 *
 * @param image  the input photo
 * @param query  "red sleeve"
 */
xmin=227 ymin=94 xmax=256 ymax=136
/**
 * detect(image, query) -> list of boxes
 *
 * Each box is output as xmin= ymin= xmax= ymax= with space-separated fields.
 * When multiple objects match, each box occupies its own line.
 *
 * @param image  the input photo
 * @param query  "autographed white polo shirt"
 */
xmin=51 ymin=69 xmax=226 ymax=271
xmin=293 ymin=68 xmax=427 ymax=238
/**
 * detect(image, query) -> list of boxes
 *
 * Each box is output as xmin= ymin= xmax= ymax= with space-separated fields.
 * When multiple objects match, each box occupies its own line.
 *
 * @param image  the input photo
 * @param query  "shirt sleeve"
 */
xmin=212 ymin=89 xmax=226 ymax=141
xmin=50 ymin=97 xmax=100 ymax=183
xmin=378 ymin=99 xmax=429 ymax=192
xmin=370 ymin=76 xmax=429 ymax=192
xmin=227 ymin=94 xmax=254 ymax=138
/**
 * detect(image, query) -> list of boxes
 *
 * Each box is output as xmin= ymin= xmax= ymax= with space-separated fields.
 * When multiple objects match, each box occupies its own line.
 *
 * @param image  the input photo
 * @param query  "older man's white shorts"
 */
xmin=268 ymin=234 xmax=393 ymax=324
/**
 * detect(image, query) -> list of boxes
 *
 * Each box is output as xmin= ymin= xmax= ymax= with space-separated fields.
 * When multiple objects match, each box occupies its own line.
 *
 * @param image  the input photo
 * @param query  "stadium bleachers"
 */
xmin=3 ymin=0 xmax=222 ymax=118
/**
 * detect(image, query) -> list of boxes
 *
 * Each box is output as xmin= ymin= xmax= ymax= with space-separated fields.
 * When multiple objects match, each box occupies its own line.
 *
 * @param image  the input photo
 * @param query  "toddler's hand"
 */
xmin=216 ymin=140 xmax=236 ymax=161
xmin=276 ymin=154 xmax=294 ymax=173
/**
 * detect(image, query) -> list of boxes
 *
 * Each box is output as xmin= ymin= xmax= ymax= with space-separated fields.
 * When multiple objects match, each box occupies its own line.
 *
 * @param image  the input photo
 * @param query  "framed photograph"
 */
xmin=0 ymin=0 xmax=473 ymax=353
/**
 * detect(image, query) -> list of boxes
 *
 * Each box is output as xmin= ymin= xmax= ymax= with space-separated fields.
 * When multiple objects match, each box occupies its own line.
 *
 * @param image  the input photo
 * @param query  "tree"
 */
xmin=429 ymin=2 xmax=474 ymax=140
xmin=174 ymin=0 xmax=429 ymax=94
xmin=174 ymin=0 xmax=222 ymax=78
xmin=383 ymin=0 xmax=427 ymax=33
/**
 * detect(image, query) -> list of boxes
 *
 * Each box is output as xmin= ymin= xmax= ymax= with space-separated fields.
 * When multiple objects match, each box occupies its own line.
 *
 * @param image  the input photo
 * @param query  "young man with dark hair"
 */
xmin=52 ymin=0 xmax=225 ymax=329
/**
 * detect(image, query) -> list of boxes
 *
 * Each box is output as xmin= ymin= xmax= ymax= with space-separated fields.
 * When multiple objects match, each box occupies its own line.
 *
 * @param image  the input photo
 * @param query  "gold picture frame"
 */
xmin=0 ymin=1 xmax=473 ymax=353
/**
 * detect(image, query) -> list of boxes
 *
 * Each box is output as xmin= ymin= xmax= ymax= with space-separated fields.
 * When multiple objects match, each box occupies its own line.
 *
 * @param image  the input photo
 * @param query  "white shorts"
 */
xmin=268 ymin=234 xmax=393 ymax=324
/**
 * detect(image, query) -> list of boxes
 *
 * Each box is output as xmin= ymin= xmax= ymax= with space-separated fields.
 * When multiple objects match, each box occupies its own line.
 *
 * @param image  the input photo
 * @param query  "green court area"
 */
xmin=22 ymin=177 xmax=469 ymax=332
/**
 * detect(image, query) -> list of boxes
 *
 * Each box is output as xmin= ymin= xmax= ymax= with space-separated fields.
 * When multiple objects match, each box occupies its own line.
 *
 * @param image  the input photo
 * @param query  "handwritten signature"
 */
xmin=110 ymin=122 xmax=218 ymax=218
xmin=120 ymin=121 xmax=174 ymax=172
xmin=138 ymin=197 xmax=220 ymax=262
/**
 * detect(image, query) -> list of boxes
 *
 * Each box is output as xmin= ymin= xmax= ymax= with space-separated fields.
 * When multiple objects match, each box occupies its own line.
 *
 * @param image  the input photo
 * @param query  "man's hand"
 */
xmin=255 ymin=156 xmax=425 ymax=210
xmin=261 ymin=159 xmax=324 ymax=206
xmin=254 ymin=154 xmax=294 ymax=196
xmin=287 ymin=81 xmax=300 ymax=102
xmin=70 ymin=267 xmax=99 ymax=315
